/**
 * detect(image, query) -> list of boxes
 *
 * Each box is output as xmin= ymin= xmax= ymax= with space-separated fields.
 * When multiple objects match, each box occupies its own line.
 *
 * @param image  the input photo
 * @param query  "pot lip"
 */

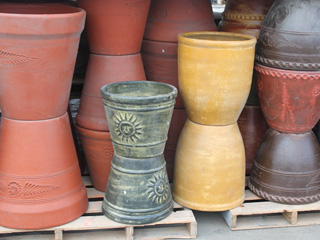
xmin=178 ymin=31 xmax=256 ymax=48
xmin=75 ymin=124 xmax=111 ymax=138
xmin=255 ymin=63 xmax=320 ymax=77
xmin=100 ymin=81 xmax=177 ymax=105
xmin=0 ymin=3 xmax=85 ymax=18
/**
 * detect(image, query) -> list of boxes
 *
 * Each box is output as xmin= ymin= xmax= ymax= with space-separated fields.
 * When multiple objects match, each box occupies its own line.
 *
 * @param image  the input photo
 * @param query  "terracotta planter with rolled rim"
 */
xmin=178 ymin=31 xmax=256 ymax=125
xmin=238 ymin=105 xmax=268 ymax=174
xmin=218 ymin=0 xmax=275 ymax=39
xmin=256 ymin=0 xmax=320 ymax=71
xmin=144 ymin=0 xmax=217 ymax=42
xmin=76 ymin=125 xmax=113 ymax=192
xmin=0 ymin=4 xmax=85 ymax=120
xmin=141 ymin=39 xmax=184 ymax=108
xmin=256 ymin=63 xmax=320 ymax=133
xmin=249 ymin=128 xmax=320 ymax=204
xmin=0 ymin=113 xmax=88 ymax=229
xmin=76 ymin=53 xmax=146 ymax=131
xmin=77 ymin=0 xmax=151 ymax=55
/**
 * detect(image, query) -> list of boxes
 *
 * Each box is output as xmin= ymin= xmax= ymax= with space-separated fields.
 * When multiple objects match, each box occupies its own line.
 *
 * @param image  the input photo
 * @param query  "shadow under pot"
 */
xmin=249 ymin=128 xmax=320 ymax=204
xmin=255 ymin=63 xmax=320 ymax=133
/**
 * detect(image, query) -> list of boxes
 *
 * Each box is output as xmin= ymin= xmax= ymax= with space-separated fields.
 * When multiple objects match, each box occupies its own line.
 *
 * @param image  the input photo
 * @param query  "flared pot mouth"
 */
xmin=178 ymin=31 xmax=256 ymax=48
xmin=0 ymin=4 xmax=85 ymax=35
xmin=101 ymin=81 xmax=177 ymax=106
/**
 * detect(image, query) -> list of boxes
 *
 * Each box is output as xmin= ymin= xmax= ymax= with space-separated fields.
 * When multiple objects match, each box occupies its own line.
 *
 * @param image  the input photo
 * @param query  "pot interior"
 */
xmin=0 ymin=4 xmax=81 ymax=15
xmin=184 ymin=33 xmax=251 ymax=42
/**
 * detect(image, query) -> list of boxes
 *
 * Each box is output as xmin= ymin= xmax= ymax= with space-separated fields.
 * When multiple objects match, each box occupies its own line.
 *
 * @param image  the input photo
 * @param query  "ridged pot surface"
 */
xmin=256 ymin=64 xmax=320 ymax=133
xmin=256 ymin=0 xmax=320 ymax=71
xmin=178 ymin=31 xmax=256 ymax=125
xmin=0 ymin=113 xmax=88 ymax=229
xmin=173 ymin=120 xmax=245 ymax=211
xmin=77 ymin=0 xmax=151 ymax=55
xmin=0 ymin=4 xmax=85 ymax=120
xmin=144 ymin=0 xmax=217 ymax=42
xmin=249 ymin=128 xmax=320 ymax=204
xmin=76 ymin=54 xmax=146 ymax=131
xmin=101 ymin=81 xmax=177 ymax=158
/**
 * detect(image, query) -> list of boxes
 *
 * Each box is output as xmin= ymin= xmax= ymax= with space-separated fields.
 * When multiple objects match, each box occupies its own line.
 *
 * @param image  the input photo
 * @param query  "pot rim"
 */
xmin=101 ymin=81 xmax=177 ymax=105
xmin=178 ymin=31 xmax=256 ymax=48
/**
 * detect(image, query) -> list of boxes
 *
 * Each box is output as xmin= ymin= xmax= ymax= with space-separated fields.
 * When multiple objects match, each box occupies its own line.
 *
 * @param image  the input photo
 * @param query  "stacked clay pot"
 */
xmin=173 ymin=32 xmax=256 ymax=211
xmin=218 ymin=0 xmax=274 ymax=174
xmin=249 ymin=0 xmax=320 ymax=204
xmin=0 ymin=4 xmax=88 ymax=229
xmin=76 ymin=0 xmax=150 ymax=192
xmin=141 ymin=0 xmax=217 ymax=180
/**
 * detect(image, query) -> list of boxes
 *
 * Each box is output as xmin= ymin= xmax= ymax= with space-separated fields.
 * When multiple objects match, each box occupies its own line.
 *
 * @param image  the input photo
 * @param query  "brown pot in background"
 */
xmin=141 ymin=39 xmax=184 ymax=108
xmin=76 ymin=125 xmax=113 ymax=192
xmin=249 ymin=128 xmax=320 ymax=204
xmin=164 ymin=108 xmax=187 ymax=180
xmin=256 ymin=63 xmax=320 ymax=133
xmin=256 ymin=0 xmax=320 ymax=71
xmin=144 ymin=0 xmax=217 ymax=42
xmin=218 ymin=0 xmax=275 ymax=38
xmin=77 ymin=0 xmax=151 ymax=55
xmin=0 ymin=113 xmax=88 ymax=229
xmin=76 ymin=53 xmax=146 ymax=131
xmin=238 ymin=105 xmax=268 ymax=174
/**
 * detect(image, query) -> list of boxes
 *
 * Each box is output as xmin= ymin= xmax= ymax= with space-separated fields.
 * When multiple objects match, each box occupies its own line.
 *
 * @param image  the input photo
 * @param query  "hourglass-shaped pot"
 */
xmin=173 ymin=32 xmax=256 ymax=211
xmin=101 ymin=81 xmax=177 ymax=224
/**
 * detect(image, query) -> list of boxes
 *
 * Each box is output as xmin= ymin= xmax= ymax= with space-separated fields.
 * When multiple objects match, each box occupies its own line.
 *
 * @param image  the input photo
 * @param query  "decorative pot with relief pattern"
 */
xmin=256 ymin=0 xmax=320 ymax=71
xmin=100 ymin=81 xmax=177 ymax=224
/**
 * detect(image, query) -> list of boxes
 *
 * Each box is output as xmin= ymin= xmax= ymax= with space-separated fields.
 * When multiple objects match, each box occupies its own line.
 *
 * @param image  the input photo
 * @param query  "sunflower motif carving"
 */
xmin=147 ymin=171 xmax=170 ymax=204
xmin=114 ymin=113 xmax=143 ymax=143
xmin=0 ymin=177 xmax=6 ymax=195
xmin=0 ymin=50 xmax=37 ymax=65
xmin=7 ymin=181 xmax=60 ymax=198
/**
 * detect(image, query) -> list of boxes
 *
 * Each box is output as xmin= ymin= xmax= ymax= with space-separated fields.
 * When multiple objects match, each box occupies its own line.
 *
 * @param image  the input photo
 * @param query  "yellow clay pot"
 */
xmin=173 ymin=119 xmax=245 ymax=211
xmin=178 ymin=31 xmax=256 ymax=125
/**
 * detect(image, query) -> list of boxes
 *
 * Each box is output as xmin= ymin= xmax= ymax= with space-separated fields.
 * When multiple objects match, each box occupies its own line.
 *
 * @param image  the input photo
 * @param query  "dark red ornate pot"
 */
xmin=256 ymin=63 xmax=320 ymax=133
xmin=218 ymin=0 xmax=275 ymax=38
xmin=238 ymin=105 xmax=268 ymax=174
xmin=0 ymin=4 xmax=85 ymax=120
xmin=77 ymin=0 xmax=151 ymax=55
xmin=0 ymin=113 xmax=88 ymax=229
xmin=164 ymin=108 xmax=187 ymax=180
xmin=76 ymin=125 xmax=113 ymax=192
xmin=144 ymin=0 xmax=217 ymax=42
xmin=76 ymin=53 xmax=146 ymax=131
xmin=256 ymin=0 xmax=320 ymax=71
xmin=249 ymin=128 xmax=320 ymax=204
xmin=141 ymin=39 xmax=184 ymax=108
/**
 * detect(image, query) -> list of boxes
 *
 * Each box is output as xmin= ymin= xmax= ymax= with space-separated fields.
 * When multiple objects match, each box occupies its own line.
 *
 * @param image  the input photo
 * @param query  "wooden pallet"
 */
xmin=221 ymin=177 xmax=320 ymax=230
xmin=0 ymin=176 xmax=197 ymax=240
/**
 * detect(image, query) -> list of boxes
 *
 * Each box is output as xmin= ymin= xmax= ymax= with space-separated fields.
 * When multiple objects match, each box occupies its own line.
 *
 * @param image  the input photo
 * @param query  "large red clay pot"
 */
xmin=0 ymin=113 xmax=88 ymax=229
xmin=0 ymin=4 xmax=85 ymax=120
xmin=76 ymin=125 xmax=113 ymax=192
xmin=144 ymin=0 xmax=217 ymax=42
xmin=164 ymin=108 xmax=187 ymax=180
xmin=141 ymin=39 xmax=184 ymax=108
xmin=218 ymin=0 xmax=275 ymax=38
xmin=256 ymin=63 xmax=320 ymax=133
xmin=77 ymin=0 xmax=151 ymax=55
xmin=76 ymin=54 xmax=146 ymax=131
xmin=238 ymin=105 xmax=268 ymax=174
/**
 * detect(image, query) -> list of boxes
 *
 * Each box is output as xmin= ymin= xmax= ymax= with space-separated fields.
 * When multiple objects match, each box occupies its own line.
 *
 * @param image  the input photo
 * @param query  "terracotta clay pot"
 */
xmin=144 ymin=0 xmax=217 ymax=42
xmin=173 ymin=119 xmax=245 ymax=211
xmin=0 ymin=4 xmax=85 ymax=120
xmin=77 ymin=0 xmax=151 ymax=55
xmin=76 ymin=53 xmax=146 ymax=131
xmin=256 ymin=0 xmax=320 ymax=71
xmin=178 ymin=32 xmax=256 ymax=125
xmin=76 ymin=125 xmax=113 ymax=192
xmin=101 ymin=81 xmax=177 ymax=224
xmin=0 ymin=113 xmax=88 ymax=229
xmin=164 ymin=108 xmax=187 ymax=180
xmin=249 ymin=128 xmax=320 ymax=204
xmin=141 ymin=39 xmax=184 ymax=108
xmin=256 ymin=63 xmax=320 ymax=133
xmin=238 ymin=105 xmax=269 ymax=174
xmin=218 ymin=0 xmax=275 ymax=38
